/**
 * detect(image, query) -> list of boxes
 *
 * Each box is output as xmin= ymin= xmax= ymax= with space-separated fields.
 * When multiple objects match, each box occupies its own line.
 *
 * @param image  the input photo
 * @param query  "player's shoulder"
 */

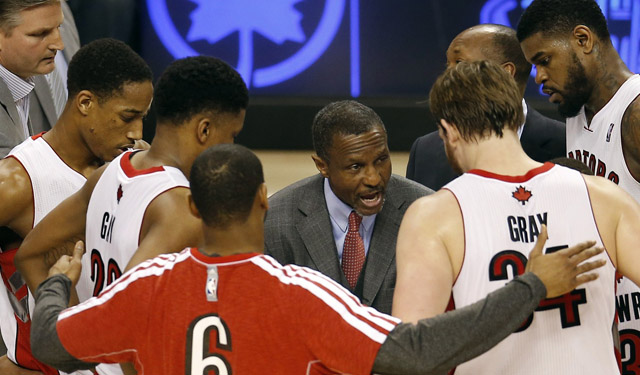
xmin=583 ymin=174 xmax=628 ymax=201
xmin=144 ymin=185 xmax=192 ymax=217
xmin=622 ymin=93 xmax=640 ymax=128
xmin=405 ymin=188 xmax=459 ymax=220
xmin=0 ymin=156 xmax=32 ymax=202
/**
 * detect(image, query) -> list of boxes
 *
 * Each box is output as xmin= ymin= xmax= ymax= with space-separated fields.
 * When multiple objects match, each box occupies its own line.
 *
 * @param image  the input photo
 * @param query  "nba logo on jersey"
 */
xmin=206 ymin=266 xmax=219 ymax=302
xmin=606 ymin=123 xmax=614 ymax=142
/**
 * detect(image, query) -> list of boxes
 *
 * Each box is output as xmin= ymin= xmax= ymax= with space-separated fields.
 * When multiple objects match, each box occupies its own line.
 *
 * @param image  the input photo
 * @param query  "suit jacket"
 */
xmin=0 ymin=1 xmax=80 ymax=157
xmin=264 ymin=174 xmax=433 ymax=314
xmin=406 ymin=105 xmax=566 ymax=190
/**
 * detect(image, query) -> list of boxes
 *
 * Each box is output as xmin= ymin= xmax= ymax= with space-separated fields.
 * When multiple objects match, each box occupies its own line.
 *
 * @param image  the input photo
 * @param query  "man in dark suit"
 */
xmin=265 ymin=100 xmax=433 ymax=314
xmin=406 ymin=24 xmax=565 ymax=190
xmin=0 ymin=0 xmax=80 ymax=157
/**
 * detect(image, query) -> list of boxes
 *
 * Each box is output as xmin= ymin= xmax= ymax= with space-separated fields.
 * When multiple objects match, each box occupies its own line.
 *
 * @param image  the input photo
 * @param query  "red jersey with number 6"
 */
xmin=444 ymin=163 xmax=617 ymax=374
xmin=56 ymin=249 xmax=398 ymax=374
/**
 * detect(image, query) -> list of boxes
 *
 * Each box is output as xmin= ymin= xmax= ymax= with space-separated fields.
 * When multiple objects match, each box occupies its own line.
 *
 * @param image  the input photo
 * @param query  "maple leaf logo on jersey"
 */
xmin=117 ymin=184 xmax=123 ymax=204
xmin=512 ymin=186 xmax=532 ymax=205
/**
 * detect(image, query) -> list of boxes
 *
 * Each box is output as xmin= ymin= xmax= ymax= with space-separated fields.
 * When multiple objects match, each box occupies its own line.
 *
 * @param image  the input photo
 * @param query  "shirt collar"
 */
xmin=518 ymin=98 xmax=528 ymax=139
xmin=0 ymin=64 xmax=35 ymax=102
xmin=323 ymin=178 xmax=377 ymax=233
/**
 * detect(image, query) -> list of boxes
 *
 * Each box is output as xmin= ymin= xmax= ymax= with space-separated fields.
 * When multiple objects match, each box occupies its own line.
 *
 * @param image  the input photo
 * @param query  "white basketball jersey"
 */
xmin=77 ymin=150 xmax=188 ymax=375
xmin=3 ymin=133 xmax=88 ymax=375
xmin=446 ymin=163 xmax=616 ymax=375
xmin=566 ymin=74 xmax=640 ymax=369
xmin=8 ymin=134 xmax=87 ymax=224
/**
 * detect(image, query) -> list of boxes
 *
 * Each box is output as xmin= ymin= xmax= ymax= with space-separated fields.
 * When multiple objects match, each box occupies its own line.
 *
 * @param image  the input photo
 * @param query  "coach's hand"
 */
xmin=47 ymin=240 xmax=84 ymax=287
xmin=525 ymin=225 xmax=606 ymax=298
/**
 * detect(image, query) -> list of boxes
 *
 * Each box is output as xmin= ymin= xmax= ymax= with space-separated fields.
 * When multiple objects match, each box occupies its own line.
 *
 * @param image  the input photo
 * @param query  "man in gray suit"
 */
xmin=265 ymin=100 xmax=433 ymax=314
xmin=0 ymin=0 xmax=80 ymax=157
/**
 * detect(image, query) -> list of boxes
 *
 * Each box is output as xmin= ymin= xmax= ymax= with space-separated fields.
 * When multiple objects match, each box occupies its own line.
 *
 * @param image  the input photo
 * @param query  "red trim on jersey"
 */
xmin=5 ymin=155 xmax=35 ymax=229
xmin=30 ymin=131 xmax=46 ymax=140
xmin=189 ymin=248 xmax=260 ymax=264
xmin=467 ymin=162 xmax=554 ymax=182
xmin=442 ymin=188 xmax=465 ymax=287
xmin=120 ymin=151 xmax=165 ymax=178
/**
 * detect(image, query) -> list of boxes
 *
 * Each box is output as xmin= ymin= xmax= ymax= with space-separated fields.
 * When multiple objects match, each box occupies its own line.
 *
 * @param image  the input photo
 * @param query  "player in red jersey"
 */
xmin=28 ymin=144 xmax=604 ymax=375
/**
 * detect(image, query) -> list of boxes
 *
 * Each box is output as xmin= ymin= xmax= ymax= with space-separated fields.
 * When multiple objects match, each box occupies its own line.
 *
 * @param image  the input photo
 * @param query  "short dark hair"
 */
xmin=550 ymin=157 xmax=595 ymax=175
xmin=154 ymin=56 xmax=249 ymax=126
xmin=0 ymin=0 xmax=57 ymax=32
xmin=429 ymin=60 xmax=523 ymax=141
xmin=312 ymin=100 xmax=386 ymax=161
xmin=486 ymin=25 xmax=532 ymax=86
xmin=190 ymin=144 xmax=264 ymax=227
xmin=517 ymin=0 xmax=610 ymax=42
xmin=67 ymin=38 xmax=152 ymax=102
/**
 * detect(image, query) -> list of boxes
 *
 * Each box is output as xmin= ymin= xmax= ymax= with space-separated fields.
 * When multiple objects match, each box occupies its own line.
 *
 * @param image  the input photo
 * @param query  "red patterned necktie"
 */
xmin=342 ymin=211 xmax=365 ymax=289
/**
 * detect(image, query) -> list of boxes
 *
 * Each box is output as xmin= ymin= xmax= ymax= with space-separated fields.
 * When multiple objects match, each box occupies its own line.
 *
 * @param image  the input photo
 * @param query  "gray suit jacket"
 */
xmin=264 ymin=174 xmax=433 ymax=314
xmin=0 ymin=1 xmax=80 ymax=157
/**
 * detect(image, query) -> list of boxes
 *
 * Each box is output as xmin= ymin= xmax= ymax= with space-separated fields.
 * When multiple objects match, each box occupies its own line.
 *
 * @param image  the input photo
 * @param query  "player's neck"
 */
xmin=44 ymin=114 xmax=102 ymax=177
xmin=461 ymin=132 xmax=540 ymax=176
xmin=199 ymin=208 xmax=266 ymax=257
xmin=134 ymin=126 xmax=192 ymax=176
xmin=200 ymin=222 xmax=265 ymax=257
xmin=585 ymin=53 xmax=633 ymax=117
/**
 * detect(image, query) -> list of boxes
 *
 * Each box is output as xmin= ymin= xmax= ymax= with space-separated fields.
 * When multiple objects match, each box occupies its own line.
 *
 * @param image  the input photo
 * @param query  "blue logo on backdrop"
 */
xmin=481 ymin=0 xmax=640 ymax=75
xmin=148 ymin=0 xmax=361 ymax=95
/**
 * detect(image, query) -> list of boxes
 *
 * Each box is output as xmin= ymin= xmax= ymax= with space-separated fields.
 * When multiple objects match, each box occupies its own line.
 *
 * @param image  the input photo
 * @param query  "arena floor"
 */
xmin=254 ymin=150 xmax=410 ymax=195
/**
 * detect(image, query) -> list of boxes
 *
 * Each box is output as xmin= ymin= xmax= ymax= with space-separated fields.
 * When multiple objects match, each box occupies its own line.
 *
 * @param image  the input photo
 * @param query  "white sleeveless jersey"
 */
xmin=8 ymin=134 xmax=86 ymax=225
xmin=566 ymin=74 xmax=640 ymax=369
xmin=77 ymin=150 xmax=188 ymax=375
xmin=3 ymin=134 xmax=88 ymax=375
xmin=446 ymin=163 xmax=616 ymax=375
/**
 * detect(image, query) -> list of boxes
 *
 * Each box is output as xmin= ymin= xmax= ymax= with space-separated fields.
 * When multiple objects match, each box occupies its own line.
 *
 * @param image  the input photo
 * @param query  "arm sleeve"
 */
xmin=30 ymin=275 xmax=96 ymax=373
xmin=372 ymin=272 xmax=546 ymax=375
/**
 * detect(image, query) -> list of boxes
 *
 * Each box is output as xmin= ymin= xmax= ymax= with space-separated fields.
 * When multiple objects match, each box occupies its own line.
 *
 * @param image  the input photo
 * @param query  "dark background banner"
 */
xmin=133 ymin=0 xmax=639 ymax=149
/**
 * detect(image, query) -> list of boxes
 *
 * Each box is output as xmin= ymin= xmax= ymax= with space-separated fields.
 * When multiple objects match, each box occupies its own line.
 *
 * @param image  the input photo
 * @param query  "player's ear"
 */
xmin=440 ymin=119 xmax=460 ymax=144
xmin=501 ymin=62 xmax=516 ymax=78
xmin=76 ymin=90 xmax=94 ymax=116
xmin=258 ymin=183 xmax=268 ymax=210
xmin=573 ymin=25 xmax=594 ymax=54
xmin=187 ymin=193 xmax=201 ymax=219
xmin=312 ymin=154 xmax=330 ymax=178
xmin=196 ymin=117 xmax=211 ymax=145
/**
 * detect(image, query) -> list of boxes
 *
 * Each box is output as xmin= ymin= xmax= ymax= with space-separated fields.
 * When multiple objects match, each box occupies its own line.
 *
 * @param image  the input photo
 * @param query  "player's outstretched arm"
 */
xmin=373 ymin=232 xmax=605 ymax=375
xmin=15 ymin=166 xmax=105 ymax=294
xmin=30 ymin=244 xmax=96 ymax=374
xmin=124 ymin=187 xmax=202 ymax=271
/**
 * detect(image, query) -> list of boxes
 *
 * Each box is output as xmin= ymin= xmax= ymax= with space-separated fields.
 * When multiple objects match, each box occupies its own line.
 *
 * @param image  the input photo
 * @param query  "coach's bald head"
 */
xmin=446 ymin=24 xmax=532 ymax=96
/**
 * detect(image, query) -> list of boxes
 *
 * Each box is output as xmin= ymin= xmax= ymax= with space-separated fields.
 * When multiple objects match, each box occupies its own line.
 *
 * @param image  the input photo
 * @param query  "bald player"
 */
xmin=406 ymin=24 xmax=565 ymax=190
